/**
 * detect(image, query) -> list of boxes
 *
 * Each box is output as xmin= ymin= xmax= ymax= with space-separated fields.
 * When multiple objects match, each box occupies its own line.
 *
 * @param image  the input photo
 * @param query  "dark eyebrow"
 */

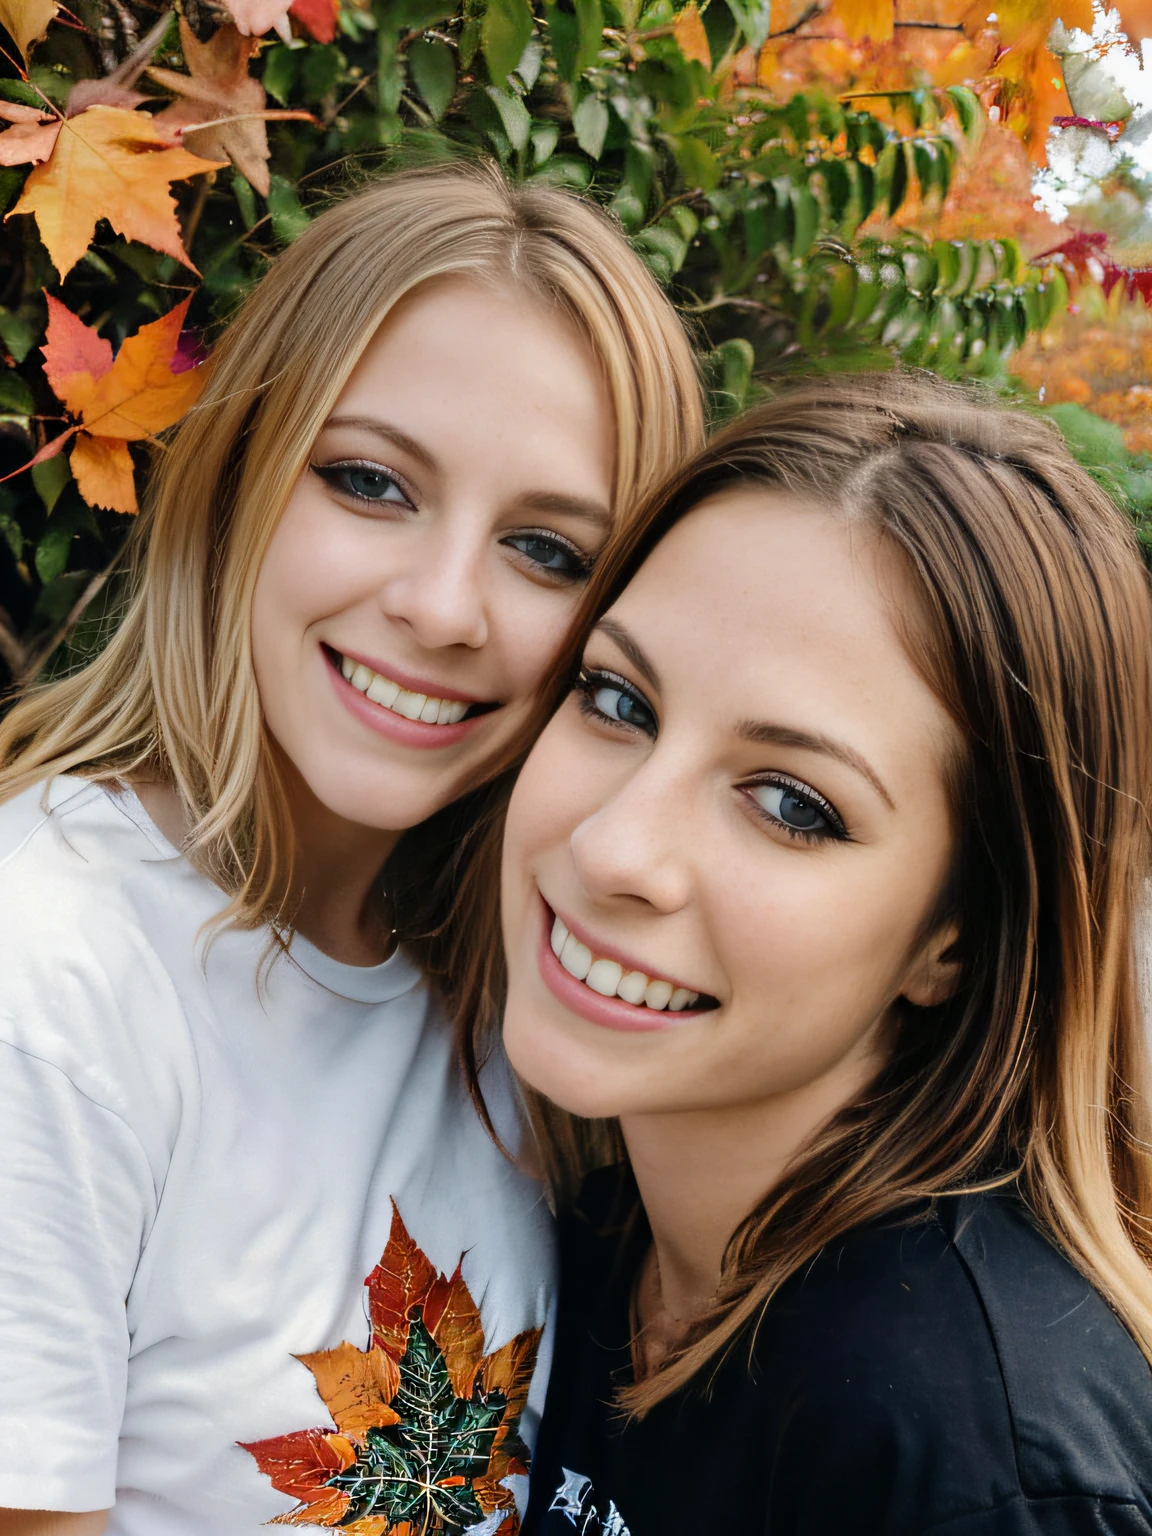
xmin=322 ymin=416 xmax=437 ymax=473
xmin=514 ymin=491 xmax=612 ymax=531
xmin=736 ymin=720 xmax=895 ymax=810
xmin=594 ymin=617 xmax=662 ymax=695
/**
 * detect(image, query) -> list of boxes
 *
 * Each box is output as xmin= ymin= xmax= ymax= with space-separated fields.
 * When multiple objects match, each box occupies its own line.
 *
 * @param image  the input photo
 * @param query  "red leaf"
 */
xmin=366 ymin=1200 xmax=436 ymax=1362
xmin=289 ymin=0 xmax=338 ymax=42
xmin=41 ymin=294 xmax=114 ymax=416
xmin=237 ymin=1427 xmax=355 ymax=1505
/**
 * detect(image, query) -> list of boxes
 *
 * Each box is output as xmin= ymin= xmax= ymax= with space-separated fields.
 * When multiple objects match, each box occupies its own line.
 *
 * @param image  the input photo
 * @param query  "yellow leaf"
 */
xmin=673 ymin=5 xmax=711 ymax=68
xmin=296 ymin=1342 xmax=401 ymax=1438
xmin=0 ymin=0 xmax=58 ymax=60
xmin=6 ymin=105 xmax=225 ymax=278
xmin=829 ymin=0 xmax=893 ymax=43
xmin=80 ymin=301 xmax=206 ymax=441
xmin=70 ymin=434 xmax=136 ymax=514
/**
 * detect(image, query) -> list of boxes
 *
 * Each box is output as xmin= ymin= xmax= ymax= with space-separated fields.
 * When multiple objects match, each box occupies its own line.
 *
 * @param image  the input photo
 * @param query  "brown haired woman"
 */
xmin=0 ymin=162 xmax=702 ymax=1535
xmin=484 ymin=373 xmax=1152 ymax=1533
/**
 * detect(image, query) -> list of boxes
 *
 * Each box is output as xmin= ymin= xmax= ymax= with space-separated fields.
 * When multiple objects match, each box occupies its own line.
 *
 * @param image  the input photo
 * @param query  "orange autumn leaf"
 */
xmin=0 ymin=0 xmax=57 ymax=60
xmin=366 ymin=1200 xmax=437 ymax=1360
xmin=424 ymin=1262 xmax=486 ymax=1399
xmin=41 ymin=295 xmax=207 ymax=513
xmin=829 ymin=0 xmax=893 ymax=44
xmin=4 ymin=105 xmax=225 ymax=278
xmin=295 ymin=1341 xmax=401 ymax=1438
xmin=242 ymin=1202 xmax=542 ymax=1532
xmin=673 ymin=5 xmax=711 ymax=68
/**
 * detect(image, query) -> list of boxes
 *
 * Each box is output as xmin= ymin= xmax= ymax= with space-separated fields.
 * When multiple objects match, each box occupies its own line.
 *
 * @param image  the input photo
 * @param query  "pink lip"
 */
xmin=536 ymin=897 xmax=711 ymax=1034
xmin=325 ymin=649 xmax=495 ymax=749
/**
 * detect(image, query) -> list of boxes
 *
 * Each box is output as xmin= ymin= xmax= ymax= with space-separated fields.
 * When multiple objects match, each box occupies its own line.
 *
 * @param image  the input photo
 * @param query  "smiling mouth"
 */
xmin=328 ymin=647 xmax=497 ymax=726
xmin=549 ymin=911 xmax=715 ymax=1013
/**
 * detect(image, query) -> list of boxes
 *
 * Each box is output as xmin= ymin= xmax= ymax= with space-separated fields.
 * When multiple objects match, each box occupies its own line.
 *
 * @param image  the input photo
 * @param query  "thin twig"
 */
xmin=767 ymin=4 xmax=820 ymax=40
xmin=894 ymin=21 xmax=964 ymax=29
xmin=181 ymin=170 xmax=214 ymax=250
xmin=21 ymin=568 xmax=110 ymax=684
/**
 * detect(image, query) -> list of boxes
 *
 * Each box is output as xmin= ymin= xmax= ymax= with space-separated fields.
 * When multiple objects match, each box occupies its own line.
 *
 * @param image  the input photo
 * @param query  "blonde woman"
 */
xmin=0 ymin=162 xmax=703 ymax=1536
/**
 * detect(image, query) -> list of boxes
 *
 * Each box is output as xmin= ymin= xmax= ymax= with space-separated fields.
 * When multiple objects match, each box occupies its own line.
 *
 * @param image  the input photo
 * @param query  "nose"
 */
xmin=569 ymin=754 xmax=695 ymax=915
xmin=376 ymin=514 xmax=489 ymax=651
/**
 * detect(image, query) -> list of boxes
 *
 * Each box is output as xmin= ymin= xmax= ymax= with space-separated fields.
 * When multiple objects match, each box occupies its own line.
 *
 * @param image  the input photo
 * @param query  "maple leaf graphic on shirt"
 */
xmin=241 ymin=1202 xmax=541 ymax=1534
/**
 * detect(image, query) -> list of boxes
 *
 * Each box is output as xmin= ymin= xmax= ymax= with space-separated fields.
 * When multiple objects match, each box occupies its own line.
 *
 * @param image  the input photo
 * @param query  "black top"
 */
xmin=525 ymin=1170 xmax=1152 ymax=1536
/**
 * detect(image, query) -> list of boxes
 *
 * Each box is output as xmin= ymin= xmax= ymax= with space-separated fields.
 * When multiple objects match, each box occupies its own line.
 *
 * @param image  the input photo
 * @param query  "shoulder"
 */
xmin=0 ymin=776 xmax=216 ymax=1115
xmin=758 ymin=1193 xmax=1152 ymax=1520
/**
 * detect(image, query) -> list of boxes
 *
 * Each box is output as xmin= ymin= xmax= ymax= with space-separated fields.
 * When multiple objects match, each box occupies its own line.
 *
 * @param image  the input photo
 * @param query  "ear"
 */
xmin=901 ymin=919 xmax=963 ymax=1009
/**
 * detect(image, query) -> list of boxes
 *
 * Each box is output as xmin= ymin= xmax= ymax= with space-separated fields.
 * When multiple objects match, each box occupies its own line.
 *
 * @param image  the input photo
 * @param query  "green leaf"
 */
xmin=946 ymin=84 xmax=981 ymax=138
xmin=887 ymin=141 xmax=909 ymax=217
xmin=0 ymin=504 xmax=22 ymax=562
xmin=0 ymin=78 xmax=44 ymax=108
xmin=710 ymin=337 xmax=754 ymax=418
xmin=573 ymin=92 xmax=609 ymax=158
xmin=32 ymin=452 xmax=71 ymax=516
xmin=1043 ymin=403 xmax=1128 ymax=468
xmin=0 ymin=167 xmax=24 ymax=218
xmin=531 ymin=120 xmax=561 ymax=166
xmin=262 ymin=43 xmax=301 ymax=105
xmin=267 ymin=176 xmax=312 ymax=242
xmin=673 ymin=135 xmax=720 ymax=191
xmin=232 ymin=172 xmax=258 ymax=230
xmin=610 ymin=184 xmax=646 ymax=231
xmin=528 ymin=154 xmax=592 ymax=189
xmin=409 ymin=38 xmax=456 ymax=119
xmin=302 ymin=43 xmax=345 ymax=98
xmin=485 ymin=86 xmax=531 ymax=152
xmin=482 ymin=0 xmax=533 ymax=86
xmin=0 ymin=371 xmax=33 ymax=416
xmin=35 ymin=493 xmax=92 ymax=582
xmin=574 ymin=0 xmax=605 ymax=76
xmin=791 ymin=186 xmax=818 ymax=257
xmin=723 ymin=0 xmax=771 ymax=51
xmin=635 ymin=223 xmax=688 ymax=272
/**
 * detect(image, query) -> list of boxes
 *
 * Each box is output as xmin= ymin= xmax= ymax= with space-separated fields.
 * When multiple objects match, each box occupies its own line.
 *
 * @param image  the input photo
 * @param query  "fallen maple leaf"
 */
xmin=40 ymin=294 xmax=207 ymax=513
xmin=241 ymin=1202 xmax=541 ymax=1533
xmin=0 ymin=0 xmax=57 ymax=61
xmin=149 ymin=18 xmax=312 ymax=196
xmin=0 ymin=99 xmax=58 ymax=165
xmin=3 ymin=105 xmax=225 ymax=277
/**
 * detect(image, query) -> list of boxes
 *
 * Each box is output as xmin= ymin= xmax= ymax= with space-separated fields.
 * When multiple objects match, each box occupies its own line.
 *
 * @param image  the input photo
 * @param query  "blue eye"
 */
xmin=576 ymin=670 xmax=657 ymax=735
xmin=502 ymin=531 xmax=593 ymax=582
xmin=313 ymin=461 xmax=412 ymax=506
xmin=747 ymin=777 xmax=844 ymax=841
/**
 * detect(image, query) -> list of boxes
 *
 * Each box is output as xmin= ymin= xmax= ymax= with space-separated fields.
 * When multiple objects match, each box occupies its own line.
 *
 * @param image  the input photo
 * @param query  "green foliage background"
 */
xmin=0 ymin=0 xmax=1128 ymax=687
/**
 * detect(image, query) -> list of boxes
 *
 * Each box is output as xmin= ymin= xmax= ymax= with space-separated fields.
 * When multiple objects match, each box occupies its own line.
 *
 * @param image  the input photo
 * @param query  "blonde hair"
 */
xmin=444 ymin=373 xmax=1152 ymax=1412
xmin=0 ymin=161 xmax=704 ymax=922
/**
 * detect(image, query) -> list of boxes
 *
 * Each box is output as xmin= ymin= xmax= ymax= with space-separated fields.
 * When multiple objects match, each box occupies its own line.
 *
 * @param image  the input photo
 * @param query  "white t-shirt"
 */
xmin=0 ymin=777 xmax=555 ymax=1534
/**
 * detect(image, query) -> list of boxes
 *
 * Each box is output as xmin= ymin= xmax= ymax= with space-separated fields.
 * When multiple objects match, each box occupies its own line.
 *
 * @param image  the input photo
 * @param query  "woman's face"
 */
xmin=251 ymin=278 xmax=615 ymax=833
xmin=501 ymin=489 xmax=963 ymax=1125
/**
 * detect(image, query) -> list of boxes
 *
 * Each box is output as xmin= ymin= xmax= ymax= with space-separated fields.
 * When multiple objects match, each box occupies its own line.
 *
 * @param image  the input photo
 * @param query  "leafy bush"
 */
xmin=0 ymin=0 xmax=1109 ymax=684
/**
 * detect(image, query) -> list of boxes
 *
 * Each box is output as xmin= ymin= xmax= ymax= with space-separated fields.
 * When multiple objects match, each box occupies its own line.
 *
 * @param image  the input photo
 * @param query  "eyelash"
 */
xmin=311 ymin=459 xmax=415 ymax=510
xmin=739 ymin=773 xmax=848 ymax=845
xmin=577 ymin=669 xmax=847 ymax=845
xmin=501 ymin=530 xmax=595 ymax=584
xmin=574 ymin=668 xmax=657 ymax=735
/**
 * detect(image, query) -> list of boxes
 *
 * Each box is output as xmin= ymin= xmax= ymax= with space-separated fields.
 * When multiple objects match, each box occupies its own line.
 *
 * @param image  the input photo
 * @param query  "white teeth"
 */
xmin=644 ymin=979 xmax=673 ymax=1012
xmin=548 ymin=916 xmax=701 ymax=1013
xmin=617 ymin=970 xmax=648 ymax=1005
xmin=586 ymin=958 xmax=623 ymax=997
xmin=338 ymin=653 xmax=475 ymax=727
xmin=366 ymin=674 xmax=401 ymax=709
xmin=559 ymin=934 xmax=592 ymax=981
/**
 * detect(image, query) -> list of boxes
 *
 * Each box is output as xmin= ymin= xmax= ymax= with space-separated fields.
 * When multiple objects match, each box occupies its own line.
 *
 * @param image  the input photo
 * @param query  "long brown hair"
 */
xmin=0 ymin=160 xmax=704 ymax=928
xmin=418 ymin=370 xmax=1152 ymax=1411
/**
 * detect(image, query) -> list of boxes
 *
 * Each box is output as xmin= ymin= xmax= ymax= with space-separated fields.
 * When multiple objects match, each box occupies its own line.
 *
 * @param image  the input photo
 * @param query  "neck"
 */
xmin=132 ymin=765 xmax=400 ymax=967
xmin=280 ymin=759 xmax=400 ymax=966
xmin=621 ymin=1042 xmax=884 ymax=1324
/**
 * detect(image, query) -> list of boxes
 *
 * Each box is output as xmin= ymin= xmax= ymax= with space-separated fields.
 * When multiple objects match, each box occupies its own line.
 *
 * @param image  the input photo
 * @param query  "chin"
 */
xmin=503 ymin=1018 xmax=627 ymax=1122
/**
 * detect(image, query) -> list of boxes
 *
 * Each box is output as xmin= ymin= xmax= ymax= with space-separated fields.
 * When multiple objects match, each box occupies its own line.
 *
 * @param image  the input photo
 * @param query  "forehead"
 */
xmin=604 ymin=488 xmax=957 ymax=764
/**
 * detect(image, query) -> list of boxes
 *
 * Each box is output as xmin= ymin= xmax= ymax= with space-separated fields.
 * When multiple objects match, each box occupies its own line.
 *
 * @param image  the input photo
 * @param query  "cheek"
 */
xmin=490 ymin=587 xmax=584 ymax=707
